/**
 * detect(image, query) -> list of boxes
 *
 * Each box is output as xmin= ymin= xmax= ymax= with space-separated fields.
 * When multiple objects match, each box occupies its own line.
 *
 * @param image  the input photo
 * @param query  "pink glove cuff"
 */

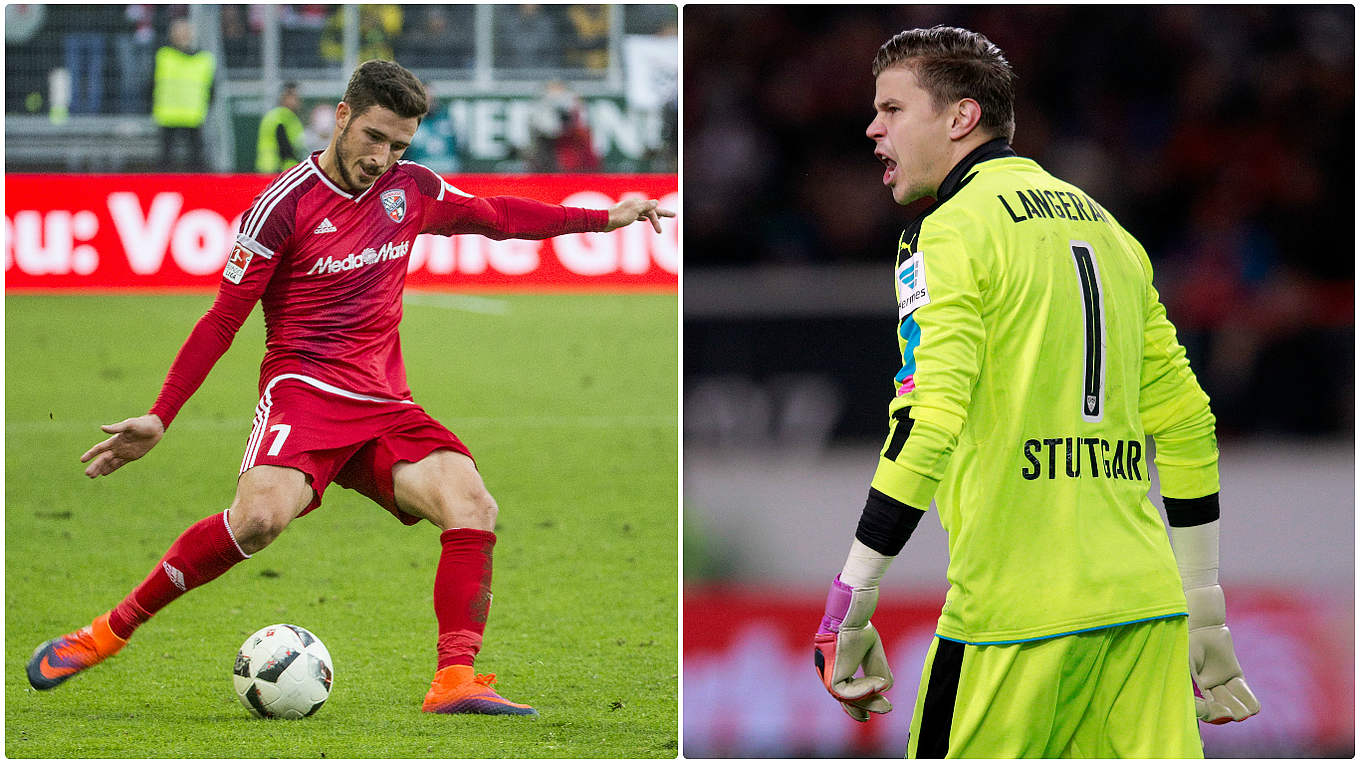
xmin=818 ymin=575 xmax=854 ymax=635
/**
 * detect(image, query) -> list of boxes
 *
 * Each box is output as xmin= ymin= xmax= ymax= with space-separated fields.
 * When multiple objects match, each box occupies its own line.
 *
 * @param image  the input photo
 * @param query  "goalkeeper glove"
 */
xmin=1186 ymin=584 xmax=1261 ymax=724
xmin=813 ymin=575 xmax=893 ymax=722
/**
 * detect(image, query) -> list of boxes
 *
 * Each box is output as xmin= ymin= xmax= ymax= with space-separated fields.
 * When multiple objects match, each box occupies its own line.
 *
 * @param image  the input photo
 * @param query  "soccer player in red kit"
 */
xmin=26 ymin=60 xmax=673 ymax=716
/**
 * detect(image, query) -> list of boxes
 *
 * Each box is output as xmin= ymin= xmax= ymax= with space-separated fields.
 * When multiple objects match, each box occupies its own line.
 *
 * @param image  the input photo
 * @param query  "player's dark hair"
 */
xmin=872 ymin=26 xmax=1016 ymax=141
xmin=341 ymin=60 xmax=429 ymax=122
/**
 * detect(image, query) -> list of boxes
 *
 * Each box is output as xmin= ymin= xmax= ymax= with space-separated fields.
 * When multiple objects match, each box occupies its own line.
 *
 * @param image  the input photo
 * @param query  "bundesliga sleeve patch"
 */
xmin=224 ymin=241 xmax=254 ymax=284
xmin=896 ymin=251 xmax=931 ymax=319
xmin=223 ymin=235 xmax=273 ymax=285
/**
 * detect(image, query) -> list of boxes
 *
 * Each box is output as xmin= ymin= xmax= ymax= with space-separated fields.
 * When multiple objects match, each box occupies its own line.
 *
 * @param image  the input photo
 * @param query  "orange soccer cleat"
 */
xmin=27 ymin=612 xmax=128 ymax=690
xmin=421 ymin=664 xmax=538 ymax=716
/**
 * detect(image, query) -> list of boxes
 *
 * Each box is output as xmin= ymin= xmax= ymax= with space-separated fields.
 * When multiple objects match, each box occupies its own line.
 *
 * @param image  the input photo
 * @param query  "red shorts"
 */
xmin=239 ymin=375 xmax=472 ymax=525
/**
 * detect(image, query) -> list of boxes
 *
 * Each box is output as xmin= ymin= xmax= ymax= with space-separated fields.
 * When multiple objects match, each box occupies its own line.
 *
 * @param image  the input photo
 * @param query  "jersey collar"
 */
xmin=900 ymin=138 xmax=1017 ymax=248
xmin=934 ymin=137 xmax=1016 ymax=204
xmin=307 ymin=150 xmax=383 ymax=204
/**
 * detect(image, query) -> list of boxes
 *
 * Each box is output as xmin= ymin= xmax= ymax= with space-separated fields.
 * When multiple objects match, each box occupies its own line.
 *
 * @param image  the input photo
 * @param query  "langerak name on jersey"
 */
xmin=996 ymin=187 xmax=1110 ymax=225
xmin=1020 ymin=436 xmax=1143 ymax=482
xmin=306 ymin=240 xmax=410 ymax=276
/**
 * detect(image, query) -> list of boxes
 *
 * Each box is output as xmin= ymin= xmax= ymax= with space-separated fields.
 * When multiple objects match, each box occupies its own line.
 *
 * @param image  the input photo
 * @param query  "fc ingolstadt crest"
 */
xmin=380 ymin=189 xmax=407 ymax=223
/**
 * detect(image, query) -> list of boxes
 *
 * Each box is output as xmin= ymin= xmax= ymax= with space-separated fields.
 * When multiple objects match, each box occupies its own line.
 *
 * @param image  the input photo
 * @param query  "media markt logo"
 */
xmin=307 ymin=240 xmax=410 ymax=275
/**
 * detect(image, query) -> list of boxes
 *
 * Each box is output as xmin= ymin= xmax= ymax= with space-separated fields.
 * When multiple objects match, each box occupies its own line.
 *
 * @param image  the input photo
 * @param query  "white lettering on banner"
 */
xmin=555 ymin=190 xmax=618 ymax=275
xmin=448 ymin=98 xmax=654 ymax=161
xmin=588 ymin=101 xmax=644 ymax=157
xmin=618 ymin=209 xmax=649 ymax=275
xmin=623 ymin=34 xmax=678 ymax=112
xmin=483 ymin=237 xmax=540 ymax=275
xmin=409 ymin=234 xmax=452 ymax=274
xmin=409 ymin=234 xmax=541 ymax=276
xmin=556 ymin=234 xmax=614 ymax=275
xmin=7 ymin=178 xmax=673 ymax=285
xmin=450 ymin=236 xmax=484 ymax=274
xmin=6 ymin=209 xmax=100 ymax=275
xmin=651 ymin=191 xmax=679 ymax=272
xmin=108 ymin=191 xmax=181 ymax=274
xmin=171 ymin=209 xmax=232 ymax=275
xmin=504 ymin=100 xmax=535 ymax=152
xmin=552 ymin=191 xmax=678 ymax=276
xmin=469 ymin=100 xmax=509 ymax=160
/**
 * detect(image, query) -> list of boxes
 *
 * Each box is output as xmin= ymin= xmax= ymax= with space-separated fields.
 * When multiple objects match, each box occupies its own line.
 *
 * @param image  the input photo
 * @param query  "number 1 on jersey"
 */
xmin=1070 ymin=241 xmax=1104 ymax=422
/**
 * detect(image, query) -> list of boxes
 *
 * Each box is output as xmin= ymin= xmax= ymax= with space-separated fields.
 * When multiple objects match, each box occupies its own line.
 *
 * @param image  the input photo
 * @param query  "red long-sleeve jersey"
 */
xmin=148 ymin=153 xmax=609 ymax=427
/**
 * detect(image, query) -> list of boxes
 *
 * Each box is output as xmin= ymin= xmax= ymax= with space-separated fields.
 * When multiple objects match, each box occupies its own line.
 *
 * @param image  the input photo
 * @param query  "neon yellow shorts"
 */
xmin=907 ymin=616 xmax=1202 ymax=758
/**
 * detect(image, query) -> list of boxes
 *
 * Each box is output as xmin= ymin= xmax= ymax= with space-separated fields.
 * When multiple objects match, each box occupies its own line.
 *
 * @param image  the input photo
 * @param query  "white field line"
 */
xmin=7 ymin=415 xmax=676 ymax=435
xmin=401 ymin=292 xmax=511 ymax=315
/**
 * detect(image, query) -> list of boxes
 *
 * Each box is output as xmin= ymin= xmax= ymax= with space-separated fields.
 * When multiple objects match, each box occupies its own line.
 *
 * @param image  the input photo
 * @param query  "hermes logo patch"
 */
xmin=896 ymin=251 xmax=930 ymax=319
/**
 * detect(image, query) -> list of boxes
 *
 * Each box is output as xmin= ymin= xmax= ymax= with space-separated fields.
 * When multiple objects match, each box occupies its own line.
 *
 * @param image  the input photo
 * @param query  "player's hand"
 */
xmin=1185 ymin=584 xmax=1261 ymax=724
xmin=80 ymin=414 xmax=165 ymax=478
xmin=813 ymin=577 xmax=893 ymax=722
xmin=605 ymin=198 xmax=675 ymax=233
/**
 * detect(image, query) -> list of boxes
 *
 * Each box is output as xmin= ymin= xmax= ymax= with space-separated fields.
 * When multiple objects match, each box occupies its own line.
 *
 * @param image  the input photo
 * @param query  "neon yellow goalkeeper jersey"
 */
xmin=871 ymin=140 xmax=1220 ymax=644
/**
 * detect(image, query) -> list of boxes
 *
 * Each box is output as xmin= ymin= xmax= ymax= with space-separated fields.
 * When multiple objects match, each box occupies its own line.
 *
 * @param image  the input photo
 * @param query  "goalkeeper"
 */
xmin=814 ymin=26 xmax=1259 ymax=758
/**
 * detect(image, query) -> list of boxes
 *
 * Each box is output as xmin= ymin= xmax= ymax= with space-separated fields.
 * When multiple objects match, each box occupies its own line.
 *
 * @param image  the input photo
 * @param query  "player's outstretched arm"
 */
xmin=80 ymin=414 xmax=165 ymax=478
xmin=604 ymin=198 xmax=675 ymax=233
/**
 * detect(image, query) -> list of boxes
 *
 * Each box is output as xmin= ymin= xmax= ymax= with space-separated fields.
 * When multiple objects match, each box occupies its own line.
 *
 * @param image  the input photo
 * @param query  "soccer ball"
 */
xmin=233 ymin=624 xmax=333 ymax=719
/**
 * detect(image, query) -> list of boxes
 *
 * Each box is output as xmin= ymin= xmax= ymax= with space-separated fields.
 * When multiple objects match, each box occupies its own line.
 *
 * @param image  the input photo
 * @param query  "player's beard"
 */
xmin=333 ymin=123 xmax=363 ymax=193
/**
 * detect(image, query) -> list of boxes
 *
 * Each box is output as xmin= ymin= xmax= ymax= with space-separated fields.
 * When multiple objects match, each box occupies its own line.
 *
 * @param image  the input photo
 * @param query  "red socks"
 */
xmin=103 ymin=514 xmax=495 ymax=671
xmin=108 ymin=510 xmax=250 ymax=640
xmin=434 ymin=528 xmax=496 ymax=669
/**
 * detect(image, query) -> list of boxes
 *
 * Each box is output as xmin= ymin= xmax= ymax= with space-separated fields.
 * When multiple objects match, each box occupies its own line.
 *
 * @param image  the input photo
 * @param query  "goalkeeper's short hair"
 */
xmin=872 ymin=25 xmax=1016 ymax=141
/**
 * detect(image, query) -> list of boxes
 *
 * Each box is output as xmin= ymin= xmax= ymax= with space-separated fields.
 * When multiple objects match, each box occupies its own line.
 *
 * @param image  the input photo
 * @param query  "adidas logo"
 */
xmin=314 ymin=217 xmax=337 ymax=234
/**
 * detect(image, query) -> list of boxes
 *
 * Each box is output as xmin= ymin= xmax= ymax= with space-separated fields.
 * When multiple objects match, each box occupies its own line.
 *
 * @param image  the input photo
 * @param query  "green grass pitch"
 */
xmin=5 ymin=291 xmax=678 ymax=758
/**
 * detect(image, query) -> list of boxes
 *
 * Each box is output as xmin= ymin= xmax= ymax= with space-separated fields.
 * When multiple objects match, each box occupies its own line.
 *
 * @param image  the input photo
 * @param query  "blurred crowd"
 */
xmin=5 ymin=4 xmax=676 ymax=116
xmin=218 ymin=4 xmax=674 ymax=73
xmin=5 ymin=4 xmax=678 ymax=174
xmin=685 ymin=5 xmax=1354 ymax=436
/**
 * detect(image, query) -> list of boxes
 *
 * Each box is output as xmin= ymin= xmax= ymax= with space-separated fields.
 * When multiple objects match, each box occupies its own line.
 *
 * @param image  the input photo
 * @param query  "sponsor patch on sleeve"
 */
xmin=223 ymin=241 xmax=254 ymax=284
xmin=896 ymin=251 xmax=931 ymax=319
xmin=223 ymin=235 xmax=273 ymax=284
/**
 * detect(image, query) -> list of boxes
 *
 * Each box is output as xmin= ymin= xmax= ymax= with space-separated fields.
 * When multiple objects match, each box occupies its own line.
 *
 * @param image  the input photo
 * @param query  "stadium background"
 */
xmin=5 ymin=4 xmax=676 ymax=757
xmin=683 ymin=5 xmax=1354 ymax=758
xmin=6 ymin=4 xmax=678 ymax=291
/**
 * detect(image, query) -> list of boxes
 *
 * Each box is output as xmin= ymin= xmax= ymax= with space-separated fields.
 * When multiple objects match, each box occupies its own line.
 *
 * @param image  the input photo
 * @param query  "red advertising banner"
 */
xmin=4 ymin=173 xmax=677 ymax=291
xmin=684 ymin=585 xmax=1354 ymax=758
